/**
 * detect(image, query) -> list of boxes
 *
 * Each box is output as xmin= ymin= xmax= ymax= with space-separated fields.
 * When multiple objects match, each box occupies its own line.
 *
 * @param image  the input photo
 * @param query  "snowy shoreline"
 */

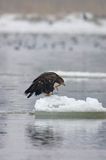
xmin=0 ymin=13 xmax=106 ymax=34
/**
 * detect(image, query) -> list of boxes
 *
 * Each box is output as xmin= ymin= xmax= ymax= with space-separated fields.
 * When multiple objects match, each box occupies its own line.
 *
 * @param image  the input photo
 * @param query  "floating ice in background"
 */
xmin=52 ymin=71 xmax=106 ymax=78
xmin=0 ymin=13 xmax=106 ymax=34
xmin=34 ymin=95 xmax=106 ymax=112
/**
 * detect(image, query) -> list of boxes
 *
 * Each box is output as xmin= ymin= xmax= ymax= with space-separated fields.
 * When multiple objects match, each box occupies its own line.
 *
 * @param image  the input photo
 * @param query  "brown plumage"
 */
xmin=25 ymin=72 xmax=65 ymax=98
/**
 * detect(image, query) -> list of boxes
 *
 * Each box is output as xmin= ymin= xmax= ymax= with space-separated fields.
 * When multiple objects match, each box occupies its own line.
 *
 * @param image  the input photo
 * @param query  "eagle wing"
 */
xmin=25 ymin=77 xmax=44 ymax=98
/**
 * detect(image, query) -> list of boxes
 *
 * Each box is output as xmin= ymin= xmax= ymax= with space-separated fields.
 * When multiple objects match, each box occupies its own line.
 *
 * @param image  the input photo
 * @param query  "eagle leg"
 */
xmin=45 ymin=92 xmax=53 ymax=96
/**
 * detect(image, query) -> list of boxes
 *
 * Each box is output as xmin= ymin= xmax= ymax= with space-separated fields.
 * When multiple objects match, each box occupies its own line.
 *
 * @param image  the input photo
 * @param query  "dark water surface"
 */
xmin=0 ymin=34 xmax=106 ymax=159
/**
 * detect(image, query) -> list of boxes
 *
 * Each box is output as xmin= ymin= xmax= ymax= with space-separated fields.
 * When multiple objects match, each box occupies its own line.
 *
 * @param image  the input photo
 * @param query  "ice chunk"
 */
xmin=34 ymin=95 xmax=106 ymax=112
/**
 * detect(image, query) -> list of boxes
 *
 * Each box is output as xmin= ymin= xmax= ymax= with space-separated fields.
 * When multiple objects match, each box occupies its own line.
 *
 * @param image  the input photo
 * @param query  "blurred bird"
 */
xmin=25 ymin=72 xmax=65 ymax=98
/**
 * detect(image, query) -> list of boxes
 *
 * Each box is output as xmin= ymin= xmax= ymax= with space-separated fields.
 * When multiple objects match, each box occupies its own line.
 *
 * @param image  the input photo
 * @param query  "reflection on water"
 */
xmin=27 ymin=119 xmax=106 ymax=150
xmin=0 ymin=114 xmax=106 ymax=160
xmin=27 ymin=124 xmax=62 ymax=146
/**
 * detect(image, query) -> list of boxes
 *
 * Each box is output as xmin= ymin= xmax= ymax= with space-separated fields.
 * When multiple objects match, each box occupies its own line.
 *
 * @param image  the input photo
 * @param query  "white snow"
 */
xmin=0 ymin=13 xmax=106 ymax=34
xmin=34 ymin=95 xmax=106 ymax=112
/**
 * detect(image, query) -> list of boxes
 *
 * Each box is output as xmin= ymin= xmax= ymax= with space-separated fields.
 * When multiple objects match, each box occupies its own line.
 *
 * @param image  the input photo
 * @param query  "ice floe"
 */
xmin=34 ymin=95 xmax=106 ymax=112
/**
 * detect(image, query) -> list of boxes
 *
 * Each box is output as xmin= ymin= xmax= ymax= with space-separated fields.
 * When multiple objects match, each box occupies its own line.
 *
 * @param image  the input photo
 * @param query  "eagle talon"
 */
xmin=45 ymin=92 xmax=53 ymax=96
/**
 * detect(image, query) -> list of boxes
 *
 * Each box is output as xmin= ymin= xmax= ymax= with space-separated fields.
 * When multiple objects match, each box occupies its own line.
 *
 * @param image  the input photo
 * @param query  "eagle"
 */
xmin=25 ymin=72 xmax=65 ymax=98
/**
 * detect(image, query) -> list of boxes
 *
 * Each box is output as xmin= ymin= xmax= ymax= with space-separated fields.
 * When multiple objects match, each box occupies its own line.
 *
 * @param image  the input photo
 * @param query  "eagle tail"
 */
xmin=25 ymin=83 xmax=42 ymax=98
xmin=24 ymin=84 xmax=35 ymax=98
